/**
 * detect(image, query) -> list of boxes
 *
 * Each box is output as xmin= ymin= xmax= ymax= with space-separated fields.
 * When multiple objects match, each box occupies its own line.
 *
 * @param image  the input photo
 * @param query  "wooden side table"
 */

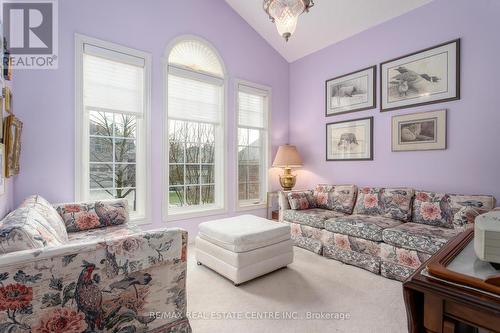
xmin=403 ymin=229 xmax=500 ymax=333
xmin=267 ymin=191 xmax=279 ymax=221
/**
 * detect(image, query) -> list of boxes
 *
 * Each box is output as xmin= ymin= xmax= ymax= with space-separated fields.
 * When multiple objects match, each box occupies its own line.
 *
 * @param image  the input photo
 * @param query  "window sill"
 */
xmin=165 ymin=206 xmax=227 ymax=222
xmin=236 ymin=203 xmax=267 ymax=212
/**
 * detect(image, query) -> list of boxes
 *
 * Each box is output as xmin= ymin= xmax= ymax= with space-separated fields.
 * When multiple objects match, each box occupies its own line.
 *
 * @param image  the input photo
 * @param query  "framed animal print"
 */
xmin=326 ymin=117 xmax=373 ymax=161
xmin=392 ymin=109 xmax=447 ymax=152
xmin=326 ymin=66 xmax=376 ymax=116
xmin=4 ymin=115 xmax=22 ymax=177
xmin=381 ymin=39 xmax=460 ymax=112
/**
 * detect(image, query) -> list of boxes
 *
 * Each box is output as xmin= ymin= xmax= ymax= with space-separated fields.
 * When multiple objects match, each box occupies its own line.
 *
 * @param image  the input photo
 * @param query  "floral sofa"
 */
xmin=279 ymin=185 xmax=496 ymax=281
xmin=0 ymin=195 xmax=191 ymax=333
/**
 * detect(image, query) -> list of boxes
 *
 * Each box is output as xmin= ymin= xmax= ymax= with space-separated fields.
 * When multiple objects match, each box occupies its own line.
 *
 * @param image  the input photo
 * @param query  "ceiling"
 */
xmin=225 ymin=0 xmax=433 ymax=63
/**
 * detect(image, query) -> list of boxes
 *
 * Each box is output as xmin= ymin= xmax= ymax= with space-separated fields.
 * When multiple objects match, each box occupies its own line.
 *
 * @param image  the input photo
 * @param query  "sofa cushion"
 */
xmin=449 ymin=194 xmax=497 ymax=230
xmin=20 ymin=195 xmax=69 ymax=243
xmin=412 ymin=191 xmax=453 ymax=228
xmin=313 ymin=184 xmax=357 ymax=214
xmin=287 ymin=191 xmax=316 ymax=210
xmin=55 ymin=199 xmax=129 ymax=232
xmin=382 ymin=222 xmax=459 ymax=254
xmin=354 ymin=187 xmax=384 ymax=216
xmin=324 ymin=214 xmax=402 ymax=242
xmin=282 ymin=209 xmax=346 ymax=229
xmin=381 ymin=188 xmax=414 ymax=221
xmin=0 ymin=207 xmax=64 ymax=254
xmin=354 ymin=187 xmax=414 ymax=221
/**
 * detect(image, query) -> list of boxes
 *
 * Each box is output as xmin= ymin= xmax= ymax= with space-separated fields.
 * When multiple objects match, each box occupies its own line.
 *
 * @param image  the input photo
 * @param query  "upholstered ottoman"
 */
xmin=195 ymin=215 xmax=293 ymax=285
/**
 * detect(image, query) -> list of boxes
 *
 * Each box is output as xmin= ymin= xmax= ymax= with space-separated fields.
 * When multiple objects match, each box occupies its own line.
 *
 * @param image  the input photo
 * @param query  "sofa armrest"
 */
xmin=0 ymin=227 xmax=187 ymax=277
xmin=278 ymin=190 xmax=311 ymax=222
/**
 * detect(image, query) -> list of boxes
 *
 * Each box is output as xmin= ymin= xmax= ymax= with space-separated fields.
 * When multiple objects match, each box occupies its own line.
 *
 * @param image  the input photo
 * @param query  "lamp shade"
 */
xmin=272 ymin=145 xmax=303 ymax=168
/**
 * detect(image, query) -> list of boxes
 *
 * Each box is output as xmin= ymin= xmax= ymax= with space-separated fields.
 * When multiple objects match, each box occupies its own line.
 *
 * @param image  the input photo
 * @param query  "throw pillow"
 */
xmin=412 ymin=191 xmax=453 ymax=228
xmin=288 ymin=191 xmax=315 ymax=210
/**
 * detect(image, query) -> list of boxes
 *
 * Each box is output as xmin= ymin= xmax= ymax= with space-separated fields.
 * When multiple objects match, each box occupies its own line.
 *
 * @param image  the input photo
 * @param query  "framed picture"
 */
xmin=326 ymin=66 xmax=376 ymax=116
xmin=392 ymin=109 xmax=447 ymax=152
xmin=3 ymin=85 xmax=11 ymax=113
xmin=4 ymin=115 xmax=22 ymax=177
xmin=0 ymin=144 xmax=4 ymax=195
xmin=3 ymin=55 xmax=12 ymax=81
xmin=326 ymin=116 xmax=373 ymax=161
xmin=381 ymin=39 xmax=460 ymax=112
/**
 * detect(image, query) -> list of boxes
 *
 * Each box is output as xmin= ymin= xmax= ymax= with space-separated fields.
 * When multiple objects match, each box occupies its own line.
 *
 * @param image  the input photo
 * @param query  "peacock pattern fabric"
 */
xmin=382 ymin=222 xmax=458 ymax=255
xmin=282 ymin=209 xmax=346 ymax=229
xmin=412 ymin=191 xmax=454 ymax=228
xmin=287 ymin=191 xmax=316 ymax=210
xmin=0 ymin=227 xmax=191 ymax=333
xmin=449 ymin=194 xmax=497 ymax=231
xmin=54 ymin=199 xmax=129 ymax=233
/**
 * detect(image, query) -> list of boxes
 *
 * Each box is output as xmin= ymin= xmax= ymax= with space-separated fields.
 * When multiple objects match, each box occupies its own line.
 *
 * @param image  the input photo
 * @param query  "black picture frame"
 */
xmin=326 ymin=116 xmax=374 ymax=161
xmin=380 ymin=39 xmax=460 ymax=112
xmin=325 ymin=65 xmax=376 ymax=117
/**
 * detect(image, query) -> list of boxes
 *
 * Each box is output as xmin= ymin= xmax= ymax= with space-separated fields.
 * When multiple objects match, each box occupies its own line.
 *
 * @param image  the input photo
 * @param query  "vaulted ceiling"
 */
xmin=225 ymin=0 xmax=433 ymax=62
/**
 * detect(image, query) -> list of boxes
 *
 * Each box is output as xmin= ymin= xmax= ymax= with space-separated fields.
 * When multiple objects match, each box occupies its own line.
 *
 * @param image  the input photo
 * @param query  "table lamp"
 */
xmin=272 ymin=145 xmax=303 ymax=191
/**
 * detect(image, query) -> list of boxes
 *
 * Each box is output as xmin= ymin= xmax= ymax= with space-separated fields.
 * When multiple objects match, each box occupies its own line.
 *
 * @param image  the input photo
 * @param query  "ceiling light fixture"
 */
xmin=263 ymin=0 xmax=314 ymax=42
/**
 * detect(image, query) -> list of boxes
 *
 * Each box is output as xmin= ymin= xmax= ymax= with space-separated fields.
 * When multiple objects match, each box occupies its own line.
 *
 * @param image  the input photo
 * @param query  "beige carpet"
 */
xmin=187 ymin=246 xmax=408 ymax=333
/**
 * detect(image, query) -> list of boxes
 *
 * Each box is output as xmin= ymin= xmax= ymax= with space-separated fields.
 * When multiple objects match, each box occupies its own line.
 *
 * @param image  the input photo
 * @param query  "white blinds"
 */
xmin=168 ymin=74 xmax=222 ymax=124
xmin=83 ymin=47 xmax=145 ymax=115
xmin=238 ymin=85 xmax=267 ymax=129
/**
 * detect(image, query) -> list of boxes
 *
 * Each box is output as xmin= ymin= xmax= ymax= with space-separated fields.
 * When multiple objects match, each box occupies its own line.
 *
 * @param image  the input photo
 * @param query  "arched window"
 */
xmin=164 ymin=36 xmax=226 ymax=220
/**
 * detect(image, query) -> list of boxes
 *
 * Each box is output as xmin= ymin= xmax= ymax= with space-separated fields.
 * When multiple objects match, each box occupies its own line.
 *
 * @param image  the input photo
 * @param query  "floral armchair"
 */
xmin=0 ymin=195 xmax=191 ymax=333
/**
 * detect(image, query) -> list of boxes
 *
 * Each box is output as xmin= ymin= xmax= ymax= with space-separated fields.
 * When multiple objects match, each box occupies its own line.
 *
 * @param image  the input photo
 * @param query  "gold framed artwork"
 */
xmin=4 ymin=115 xmax=22 ymax=177
xmin=3 ymin=86 xmax=11 ymax=113
xmin=392 ymin=109 xmax=447 ymax=152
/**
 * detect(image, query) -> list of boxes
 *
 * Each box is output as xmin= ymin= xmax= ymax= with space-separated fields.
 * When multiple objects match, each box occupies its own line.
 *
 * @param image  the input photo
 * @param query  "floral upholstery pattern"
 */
xmin=380 ymin=261 xmax=415 ymax=281
xmin=382 ymin=188 xmax=414 ymax=221
xmin=313 ymin=185 xmax=358 ymax=214
xmin=321 ymin=230 xmax=381 ymax=257
xmin=323 ymin=246 xmax=380 ymax=274
xmin=382 ymin=222 xmax=458 ymax=254
xmin=282 ymin=209 xmax=346 ymax=229
xmin=449 ymin=194 xmax=497 ymax=230
xmin=0 ymin=207 xmax=65 ymax=254
xmin=324 ymin=214 xmax=402 ymax=242
xmin=354 ymin=187 xmax=385 ymax=216
xmin=20 ymin=195 xmax=69 ymax=243
xmin=354 ymin=187 xmax=414 ymax=221
xmin=67 ymin=224 xmax=141 ymax=243
xmin=287 ymin=191 xmax=316 ymax=210
xmin=380 ymin=243 xmax=431 ymax=269
xmin=0 ymin=227 xmax=191 ymax=333
xmin=412 ymin=191 xmax=454 ymax=228
xmin=55 ymin=199 xmax=129 ymax=233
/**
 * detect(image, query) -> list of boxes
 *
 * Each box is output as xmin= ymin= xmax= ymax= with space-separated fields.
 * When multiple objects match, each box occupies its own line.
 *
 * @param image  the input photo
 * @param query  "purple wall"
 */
xmin=289 ymin=0 xmax=500 ymax=203
xmin=12 ymin=0 xmax=290 ymax=234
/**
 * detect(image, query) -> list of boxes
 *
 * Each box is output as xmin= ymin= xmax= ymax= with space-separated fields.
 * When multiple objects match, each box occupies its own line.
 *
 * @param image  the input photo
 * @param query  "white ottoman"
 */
xmin=195 ymin=215 xmax=293 ymax=285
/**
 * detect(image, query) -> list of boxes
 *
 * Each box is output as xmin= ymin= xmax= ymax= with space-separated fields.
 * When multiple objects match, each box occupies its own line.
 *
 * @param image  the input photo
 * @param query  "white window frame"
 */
xmin=235 ymin=79 xmax=271 ymax=211
xmin=162 ymin=35 xmax=228 ymax=222
xmin=74 ymin=33 xmax=152 ymax=224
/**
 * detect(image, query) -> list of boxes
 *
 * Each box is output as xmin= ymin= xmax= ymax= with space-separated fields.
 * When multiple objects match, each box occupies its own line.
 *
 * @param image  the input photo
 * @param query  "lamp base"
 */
xmin=279 ymin=168 xmax=296 ymax=191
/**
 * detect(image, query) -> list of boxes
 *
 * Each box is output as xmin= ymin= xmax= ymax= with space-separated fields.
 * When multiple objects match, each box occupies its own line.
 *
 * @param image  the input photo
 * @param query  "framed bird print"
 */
xmin=326 ymin=66 xmax=376 ymax=116
xmin=381 ymin=39 xmax=460 ymax=112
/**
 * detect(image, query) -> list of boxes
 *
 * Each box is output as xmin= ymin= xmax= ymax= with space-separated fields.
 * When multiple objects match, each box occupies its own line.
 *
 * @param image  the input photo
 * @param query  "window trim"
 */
xmin=75 ymin=33 xmax=152 ymax=225
xmin=162 ymin=35 xmax=228 ymax=222
xmin=235 ymin=79 xmax=272 ymax=211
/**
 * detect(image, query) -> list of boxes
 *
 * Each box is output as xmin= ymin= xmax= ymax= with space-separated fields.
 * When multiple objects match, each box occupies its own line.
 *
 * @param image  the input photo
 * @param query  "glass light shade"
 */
xmin=267 ymin=0 xmax=306 ymax=41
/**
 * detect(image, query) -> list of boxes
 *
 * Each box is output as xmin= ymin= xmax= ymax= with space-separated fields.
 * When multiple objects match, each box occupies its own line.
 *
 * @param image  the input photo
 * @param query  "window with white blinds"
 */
xmin=165 ymin=38 xmax=226 ymax=220
xmin=237 ymin=82 xmax=270 ymax=208
xmin=76 ymin=35 xmax=151 ymax=223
